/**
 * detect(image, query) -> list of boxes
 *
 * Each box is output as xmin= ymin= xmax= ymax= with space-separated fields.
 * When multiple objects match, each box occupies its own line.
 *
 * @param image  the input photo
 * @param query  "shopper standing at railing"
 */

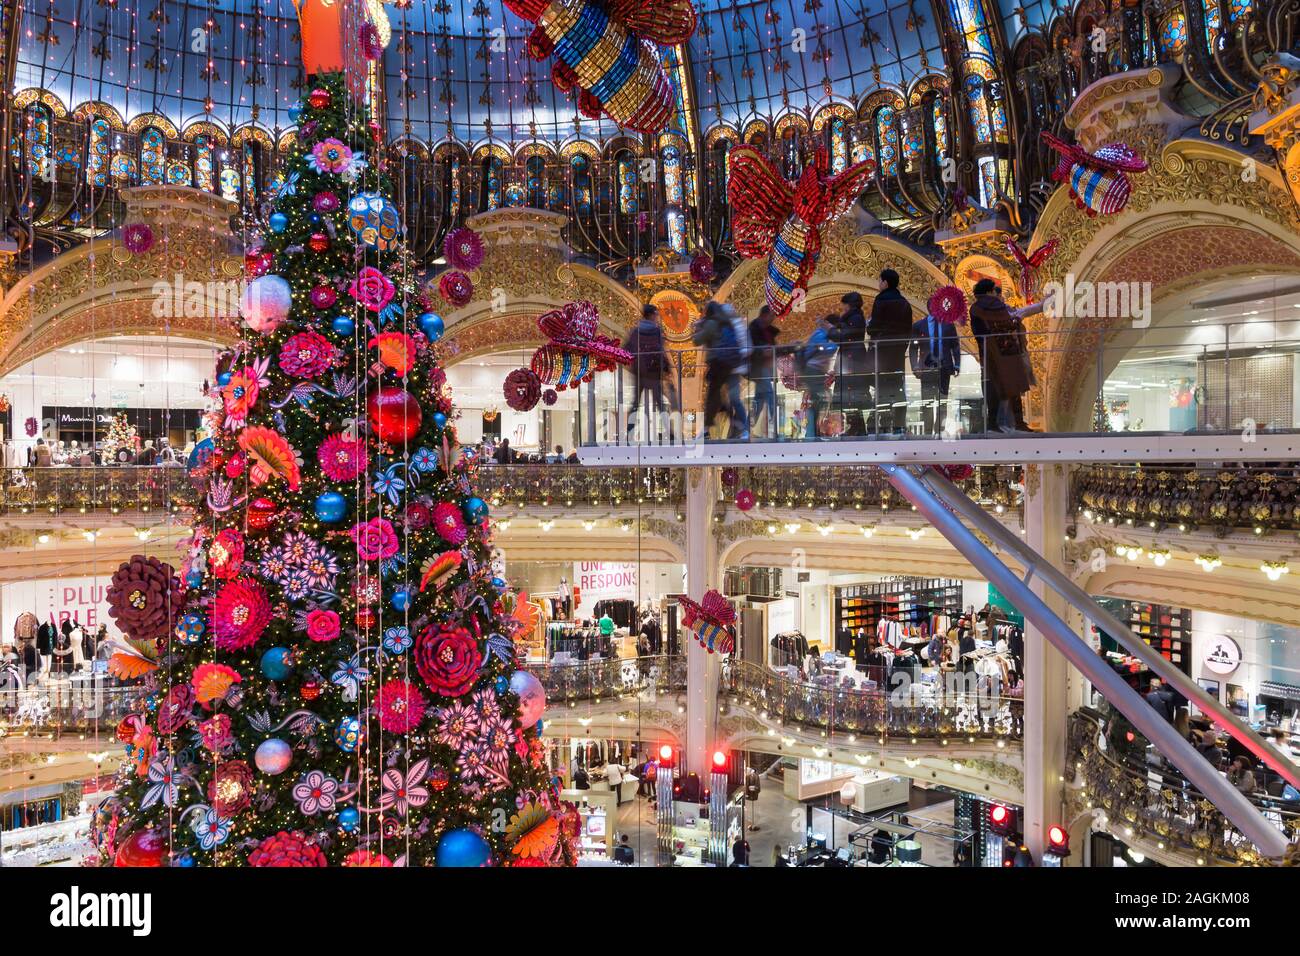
xmin=623 ymin=303 xmax=671 ymax=442
xmin=830 ymin=292 xmax=871 ymax=435
xmin=796 ymin=315 xmax=837 ymax=437
xmin=909 ymin=308 xmax=962 ymax=435
xmin=694 ymin=301 xmax=751 ymax=440
xmin=866 ymin=271 xmax=913 ymax=434
xmin=31 ymin=438 xmax=51 ymax=468
xmin=969 ymin=280 xmax=1041 ymax=433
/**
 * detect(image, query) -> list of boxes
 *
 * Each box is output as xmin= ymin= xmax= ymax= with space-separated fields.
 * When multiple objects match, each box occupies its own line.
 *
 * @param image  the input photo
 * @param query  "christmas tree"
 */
xmin=100 ymin=411 xmax=139 ymax=464
xmin=97 ymin=73 xmax=575 ymax=868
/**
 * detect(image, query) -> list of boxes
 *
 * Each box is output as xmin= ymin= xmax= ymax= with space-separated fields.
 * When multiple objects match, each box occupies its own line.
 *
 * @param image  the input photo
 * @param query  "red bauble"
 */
xmin=301 ymin=681 xmax=322 ymax=701
xmin=367 ymin=386 xmax=423 ymax=444
xmin=309 ymin=88 xmax=331 ymax=110
xmin=308 ymin=232 xmax=330 ymax=253
xmin=244 ymin=250 xmax=273 ymax=278
xmin=115 ymin=828 xmax=167 ymax=867
xmin=247 ymin=497 xmax=280 ymax=532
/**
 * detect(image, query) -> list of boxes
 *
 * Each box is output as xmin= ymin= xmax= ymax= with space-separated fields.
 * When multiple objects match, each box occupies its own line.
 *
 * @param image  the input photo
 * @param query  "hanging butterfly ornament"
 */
xmin=677 ymin=590 xmax=736 ymax=656
xmin=504 ymin=0 xmax=698 ymax=135
xmin=347 ymin=192 xmax=402 ymax=251
xmin=1041 ymin=132 xmax=1148 ymax=218
xmin=529 ymin=300 xmax=631 ymax=390
xmin=1004 ymin=236 xmax=1060 ymax=304
xmin=728 ymin=145 xmax=876 ymax=316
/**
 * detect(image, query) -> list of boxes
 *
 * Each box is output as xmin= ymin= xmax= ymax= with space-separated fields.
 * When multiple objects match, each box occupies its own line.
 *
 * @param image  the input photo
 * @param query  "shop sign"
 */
xmin=574 ymin=561 xmax=638 ymax=615
xmin=1203 ymin=635 xmax=1242 ymax=676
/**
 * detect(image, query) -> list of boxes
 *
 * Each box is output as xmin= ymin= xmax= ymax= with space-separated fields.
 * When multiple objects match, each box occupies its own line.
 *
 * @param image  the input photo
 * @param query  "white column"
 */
xmin=683 ymin=466 xmax=720 ymax=779
xmin=1022 ymin=464 xmax=1071 ymax=863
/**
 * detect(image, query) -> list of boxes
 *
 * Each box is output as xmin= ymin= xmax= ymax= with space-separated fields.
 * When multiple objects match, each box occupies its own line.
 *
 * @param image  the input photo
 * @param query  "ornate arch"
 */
xmin=0 ymin=187 xmax=242 ymax=376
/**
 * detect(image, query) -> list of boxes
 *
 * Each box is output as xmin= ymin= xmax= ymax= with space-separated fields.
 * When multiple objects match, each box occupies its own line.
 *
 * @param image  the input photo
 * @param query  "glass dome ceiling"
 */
xmin=12 ymin=0 xmax=1052 ymax=146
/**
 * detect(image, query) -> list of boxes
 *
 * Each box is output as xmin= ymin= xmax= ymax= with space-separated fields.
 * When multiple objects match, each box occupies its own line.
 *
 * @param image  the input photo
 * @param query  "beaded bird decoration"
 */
xmin=529 ymin=300 xmax=631 ymax=390
xmin=677 ymin=590 xmax=736 ymax=655
xmin=728 ymin=145 xmax=876 ymax=316
xmin=504 ymin=0 xmax=697 ymax=135
xmin=1041 ymin=132 xmax=1148 ymax=218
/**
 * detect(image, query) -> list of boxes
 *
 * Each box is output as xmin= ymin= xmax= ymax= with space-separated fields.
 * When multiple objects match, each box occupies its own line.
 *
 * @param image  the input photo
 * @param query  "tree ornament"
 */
xmin=542 ymin=389 xmax=558 ymax=406
xmin=419 ymin=312 xmax=445 ymax=341
xmin=333 ymin=717 xmax=363 ymax=752
xmin=310 ymin=284 xmax=338 ymax=310
xmin=247 ymin=496 xmax=280 ymax=532
xmin=106 ymin=555 xmax=185 ymax=642
xmin=720 ymin=467 xmax=738 ymax=487
xmin=309 ymin=87 xmax=331 ymax=109
xmin=347 ymin=192 xmax=402 ymax=250
xmin=331 ymin=315 xmax=356 ymax=336
xmin=254 ymin=738 xmax=293 ymax=775
xmin=269 ymin=212 xmax=289 ymax=233
xmin=367 ymin=386 xmax=423 ymax=444
xmin=241 ymin=275 xmax=294 ymax=333
xmin=439 ymin=270 xmax=474 ymax=307
xmin=443 ymin=227 xmax=485 ymax=271
xmin=260 ymin=647 xmax=294 ymax=680
xmin=431 ymin=411 xmax=448 ymax=430
xmin=510 ymin=669 xmax=547 ymax=726
xmin=464 ymin=496 xmax=489 ymax=524
xmin=504 ymin=367 xmax=542 ymax=412
xmin=308 ymin=232 xmax=330 ymax=253
xmin=122 ymin=223 xmax=155 ymax=255
xmin=244 ymin=249 xmax=273 ymax=277
xmin=339 ymin=807 xmax=360 ymax=832
xmin=436 ymin=828 xmax=491 ymax=867
xmin=114 ymin=828 xmax=167 ymax=867
xmin=735 ymin=488 xmax=756 ymax=511
xmin=689 ymin=252 xmax=715 ymax=284
xmin=314 ymin=491 xmax=348 ymax=523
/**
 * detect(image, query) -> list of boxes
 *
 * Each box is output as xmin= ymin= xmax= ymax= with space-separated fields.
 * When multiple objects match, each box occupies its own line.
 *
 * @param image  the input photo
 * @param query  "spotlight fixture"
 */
xmin=1148 ymin=546 xmax=1171 ymax=567
xmin=1195 ymin=553 xmax=1221 ymax=572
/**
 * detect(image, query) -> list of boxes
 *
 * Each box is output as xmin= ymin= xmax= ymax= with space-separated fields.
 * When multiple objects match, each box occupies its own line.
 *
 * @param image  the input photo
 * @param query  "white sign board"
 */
xmin=574 ymin=561 xmax=638 ymax=616
xmin=1203 ymin=635 xmax=1242 ymax=676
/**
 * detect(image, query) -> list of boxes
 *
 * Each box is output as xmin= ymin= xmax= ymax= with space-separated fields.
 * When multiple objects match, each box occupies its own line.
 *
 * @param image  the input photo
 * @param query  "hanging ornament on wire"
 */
xmin=926 ymin=285 xmax=968 ymax=325
xmin=689 ymin=252 xmax=715 ymax=285
xmin=503 ymin=368 xmax=542 ymax=412
xmin=443 ymin=227 xmax=485 ymax=271
xmin=439 ymin=271 xmax=474 ymax=308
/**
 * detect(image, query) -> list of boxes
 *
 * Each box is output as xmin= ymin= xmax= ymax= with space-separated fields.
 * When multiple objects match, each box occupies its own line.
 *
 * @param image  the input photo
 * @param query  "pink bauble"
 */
xmin=310 ymin=285 xmax=338 ymax=310
xmin=241 ymin=275 xmax=293 ymax=333
xmin=368 ymin=386 xmax=423 ymax=444
xmin=114 ymin=828 xmax=167 ymax=867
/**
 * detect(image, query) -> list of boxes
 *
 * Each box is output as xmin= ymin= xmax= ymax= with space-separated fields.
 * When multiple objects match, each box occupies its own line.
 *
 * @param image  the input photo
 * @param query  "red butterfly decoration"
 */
xmin=1004 ymin=236 xmax=1060 ymax=303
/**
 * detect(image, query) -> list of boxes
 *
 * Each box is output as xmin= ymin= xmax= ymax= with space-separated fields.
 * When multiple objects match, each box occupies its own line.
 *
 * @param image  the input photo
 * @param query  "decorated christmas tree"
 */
xmin=100 ymin=411 xmax=139 ymax=464
xmin=97 ymin=72 xmax=575 ymax=868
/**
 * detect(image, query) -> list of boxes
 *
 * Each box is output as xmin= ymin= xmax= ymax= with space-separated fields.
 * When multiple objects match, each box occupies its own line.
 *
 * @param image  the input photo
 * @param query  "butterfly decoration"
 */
xmin=504 ymin=0 xmax=697 ymax=135
xmin=728 ymin=145 xmax=876 ymax=316
xmin=1004 ymin=236 xmax=1061 ymax=303
xmin=1041 ymin=132 xmax=1148 ymax=217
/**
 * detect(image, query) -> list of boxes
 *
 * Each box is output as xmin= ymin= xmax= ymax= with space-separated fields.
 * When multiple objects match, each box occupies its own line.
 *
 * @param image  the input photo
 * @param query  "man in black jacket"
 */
xmin=829 ymin=292 xmax=871 ymax=435
xmin=623 ymin=304 xmax=670 ymax=443
xmin=867 ymin=270 xmax=913 ymax=434
xmin=908 ymin=311 xmax=962 ymax=435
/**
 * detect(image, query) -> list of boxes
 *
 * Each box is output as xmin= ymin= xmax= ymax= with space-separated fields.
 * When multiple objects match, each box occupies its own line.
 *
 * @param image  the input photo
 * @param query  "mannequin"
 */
xmin=558 ymin=576 xmax=571 ymax=619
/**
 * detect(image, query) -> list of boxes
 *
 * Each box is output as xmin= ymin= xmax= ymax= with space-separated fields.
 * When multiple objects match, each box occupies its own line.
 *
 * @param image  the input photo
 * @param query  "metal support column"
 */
xmin=881 ymin=463 xmax=1288 ymax=858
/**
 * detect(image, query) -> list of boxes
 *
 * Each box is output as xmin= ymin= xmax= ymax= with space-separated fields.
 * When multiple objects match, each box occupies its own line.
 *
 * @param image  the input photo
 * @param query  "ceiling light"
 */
xmin=817 ymin=522 xmax=833 ymax=536
xmin=1195 ymin=554 xmax=1221 ymax=572
xmin=582 ymin=519 xmax=595 ymax=531
xmin=907 ymin=528 xmax=925 ymax=540
xmin=36 ymin=534 xmax=50 ymax=544
xmin=539 ymin=519 xmax=554 ymax=532
xmin=1261 ymin=560 xmax=1290 ymax=581
xmin=861 ymin=525 xmax=875 ymax=537
xmin=496 ymin=519 xmax=510 ymax=531
xmin=1148 ymin=547 xmax=1171 ymax=567
xmin=784 ymin=522 xmax=801 ymax=534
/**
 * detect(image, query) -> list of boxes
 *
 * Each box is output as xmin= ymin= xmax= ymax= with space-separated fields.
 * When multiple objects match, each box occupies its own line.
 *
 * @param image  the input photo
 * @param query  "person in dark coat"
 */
xmin=867 ymin=270 xmax=914 ymax=434
xmin=908 ymin=310 xmax=962 ymax=435
xmin=829 ymin=292 xmax=871 ymax=435
xmin=969 ymin=280 xmax=1038 ymax=432
xmin=622 ymin=304 xmax=670 ymax=442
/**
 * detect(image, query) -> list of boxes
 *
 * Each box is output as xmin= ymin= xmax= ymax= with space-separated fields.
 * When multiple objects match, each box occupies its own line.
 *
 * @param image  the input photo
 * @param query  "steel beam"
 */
xmin=917 ymin=466 xmax=1300 ymax=793
xmin=881 ymin=463 xmax=1288 ymax=859
xmin=579 ymin=433 xmax=1300 ymax=467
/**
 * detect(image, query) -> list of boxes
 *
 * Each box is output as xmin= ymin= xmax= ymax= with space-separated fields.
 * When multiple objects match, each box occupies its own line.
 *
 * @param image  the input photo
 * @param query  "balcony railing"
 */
xmin=0 ymin=682 xmax=137 ymax=738
xmin=530 ymin=654 xmax=687 ymax=705
xmin=722 ymin=660 xmax=1021 ymax=741
xmin=574 ymin=323 xmax=1300 ymax=447
xmin=1072 ymin=464 xmax=1300 ymax=535
xmin=1068 ymin=709 xmax=1299 ymax=866
xmin=0 ymin=466 xmax=193 ymax=517
xmin=479 ymin=465 xmax=683 ymax=508
xmin=718 ymin=464 xmax=1022 ymax=517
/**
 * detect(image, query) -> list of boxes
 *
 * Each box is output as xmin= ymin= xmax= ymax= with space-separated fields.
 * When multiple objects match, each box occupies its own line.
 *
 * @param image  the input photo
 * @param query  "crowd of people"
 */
xmin=479 ymin=438 xmax=580 ymax=465
xmin=621 ymin=270 xmax=1044 ymax=441
xmin=25 ymin=436 xmax=185 ymax=468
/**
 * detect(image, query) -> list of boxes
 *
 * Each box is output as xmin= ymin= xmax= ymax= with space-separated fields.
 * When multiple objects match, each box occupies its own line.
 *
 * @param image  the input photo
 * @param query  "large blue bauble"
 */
xmin=510 ymin=669 xmax=546 ymax=727
xmin=314 ymin=491 xmax=347 ymax=523
xmin=334 ymin=716 xmax=363 ymax=752
xmin=331 ymin=315 xmax=356 ymax=336
xmin=269 ymin=212 xmax=289 ymax=233
xmin=391 ymin=588 xmax=411 ymax=613
xmin=436 ymin=828 xmax=491 ymax=868
xmin=255 ymin=738 xmax=293 ymax=775
xmin=464 ymin=497 xmax=489 ymax=523
xmin=260 ymin=646 xmax=294 ymax=680
xmin=419 ymin=312 xmax=445 ymax=341
xmin=216 ymin=371 xmax=232 ymax=388
xmin=288 ymin=105 xmax=302 ymax=123
xmin=338 ymin=807 xmax=360 ymax=832
xmin=432 ymin=412 xmax=448 ymax=430
xmin=175 ymin=853 xmax=195 ymax=868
